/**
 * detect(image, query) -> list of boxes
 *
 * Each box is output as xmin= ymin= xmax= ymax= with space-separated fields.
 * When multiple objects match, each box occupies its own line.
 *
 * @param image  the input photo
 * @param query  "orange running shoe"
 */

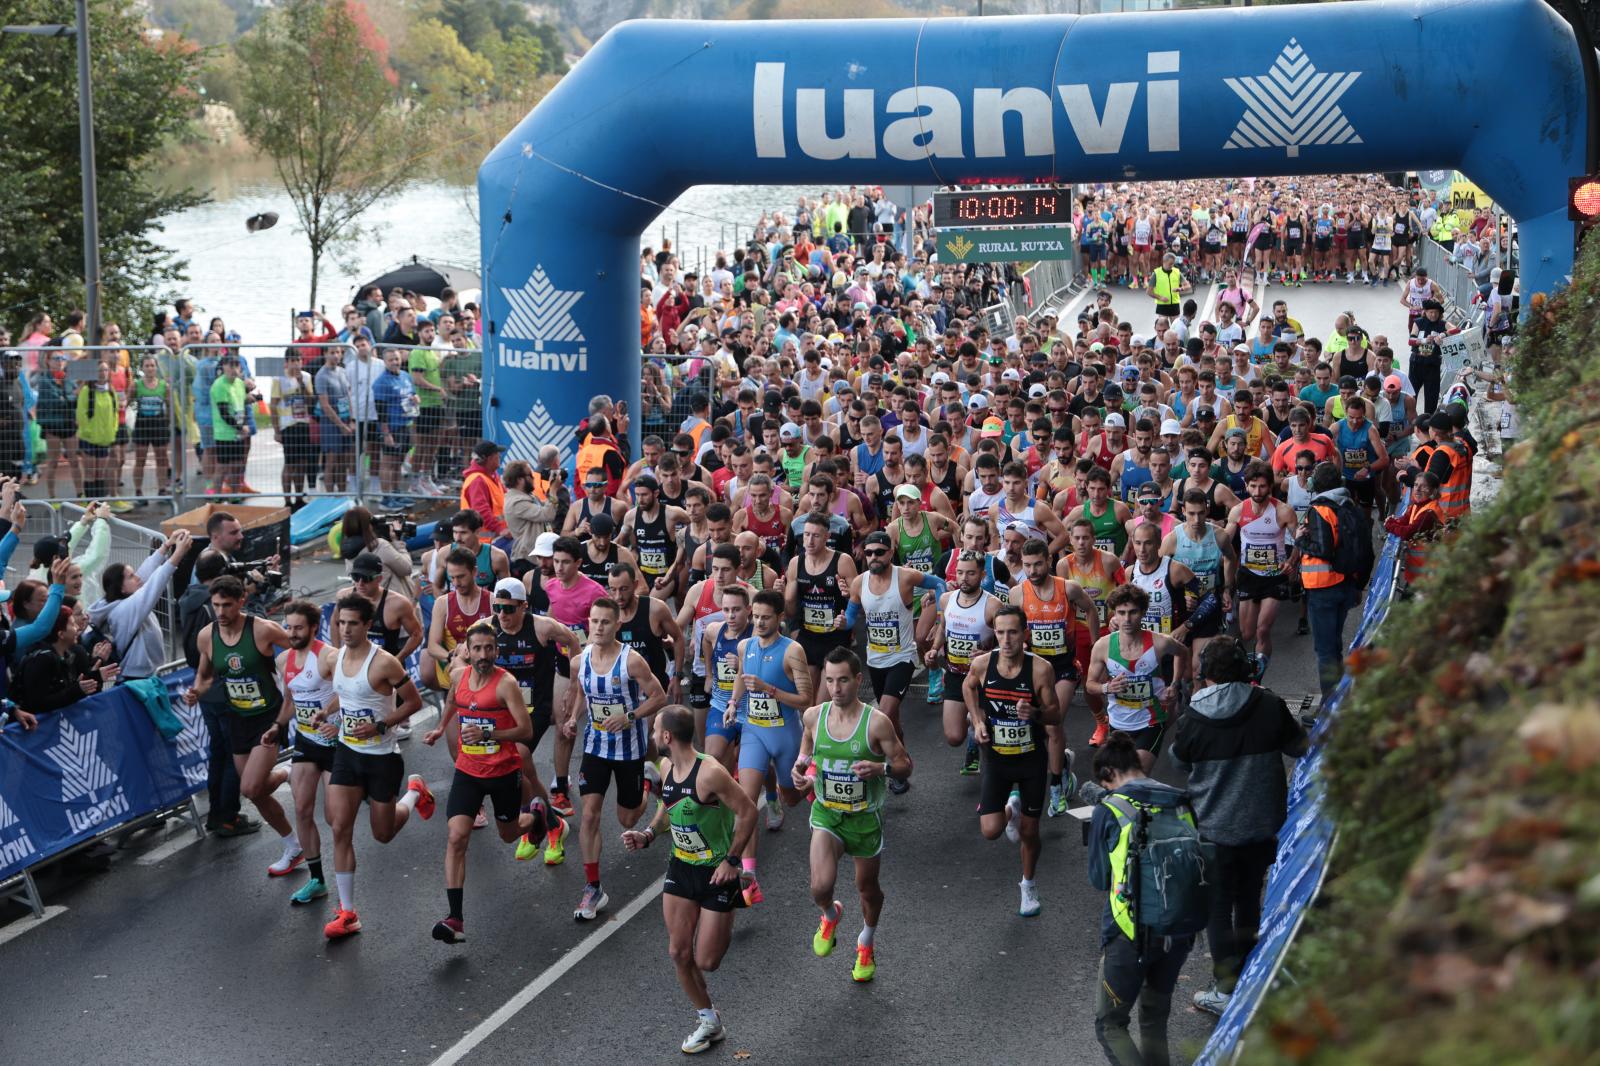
xmin=324 ymin=908 xmax=362 ymax=939
xmin=1089 ymin=722 xmax=1109 ymax=747
xmin=407 ymin=774 xmax=435 ymax=820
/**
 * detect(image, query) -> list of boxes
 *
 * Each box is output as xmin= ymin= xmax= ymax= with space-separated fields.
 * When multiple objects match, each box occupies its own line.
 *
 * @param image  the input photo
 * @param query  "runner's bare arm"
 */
xmin=867 ymin=710 xmax=913 ymax=781
xmin=495 ymin=672 xmax=534 ymax=745
xmin=1033 ymin=653 xmax=1064 ymax=727
xmin=963 ymin=653 xmax=990 ymax=742
xmin=628 ymin=648 xmax=668 ymax=722
xmin=395 ymin=598 xmax=425 ymax=660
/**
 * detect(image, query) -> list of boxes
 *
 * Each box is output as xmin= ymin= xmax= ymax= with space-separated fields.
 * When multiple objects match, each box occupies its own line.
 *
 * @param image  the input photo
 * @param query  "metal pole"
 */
xmin=75 ymin=0 xmax=102 ymax=344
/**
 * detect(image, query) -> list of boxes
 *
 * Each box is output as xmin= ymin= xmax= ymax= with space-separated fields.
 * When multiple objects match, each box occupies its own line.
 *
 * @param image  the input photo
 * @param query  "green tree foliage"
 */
xmin=395 ymin=17 xmax=492 ymax=105
xmin=476 ymin=28 xmax=545 ymax=102
xmin=235 ymin=0 xmax=428 ymax=308
xmin=147 ymin=0 xmax=235 ymax=46
xmin=0 ymin=0 xmax=206 ymax=338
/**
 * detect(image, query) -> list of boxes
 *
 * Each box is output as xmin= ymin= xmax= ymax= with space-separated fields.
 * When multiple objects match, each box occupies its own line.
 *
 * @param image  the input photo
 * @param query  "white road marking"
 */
xmin=429 ymin=876 xmax=666 ymax=1066
xmin=0 ymin=905 xmax=67 ymax=945
xmin=134 ymin=829 xmax=205 ymax=866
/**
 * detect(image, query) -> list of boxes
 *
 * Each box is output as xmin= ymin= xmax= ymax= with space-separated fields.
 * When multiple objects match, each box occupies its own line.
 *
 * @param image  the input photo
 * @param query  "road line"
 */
xmin=0 ymin=905 xmax=67 ymax=945
xmin=134 ymin=829 xmax=204 ymax=866
xmin=429 ymin=875 xmax=665 ymax=1066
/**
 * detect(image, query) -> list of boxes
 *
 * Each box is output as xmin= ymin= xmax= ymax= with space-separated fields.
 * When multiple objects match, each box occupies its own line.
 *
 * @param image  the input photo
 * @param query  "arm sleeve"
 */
xmin=0 ymin=528 xmax=18 ymax=573
xmin=15 ymin=585 xmax=66 ymax=653
xmin=135 ymin=545 xmax=167 ymax=582
xmin=74 ymin=519 xmax=111 ymax=593
xmin=118 ymin=560 xmax=177 ymax=626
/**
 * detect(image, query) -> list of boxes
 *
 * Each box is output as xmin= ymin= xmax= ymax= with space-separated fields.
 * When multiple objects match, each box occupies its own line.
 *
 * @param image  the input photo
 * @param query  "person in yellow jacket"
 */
xmin=75 ymin=359 xmax=122 ymax=501
xmin=1145 ymin=252 xmax=1191 ymax=319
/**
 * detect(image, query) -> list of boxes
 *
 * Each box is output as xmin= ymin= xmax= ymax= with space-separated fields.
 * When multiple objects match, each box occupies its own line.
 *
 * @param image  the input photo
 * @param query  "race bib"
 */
xmin=715 ymin=655 xmax=738 ymax=692
xmin=1141 ymin=609 xmax=1172 ymax=635
xmin=1029 ymin=620 xmax=1066 ymax=653
xmin=589 ymin=696 xmax=628 ymax=728
xmin=1245 ymin=545 xmax=1281 ymax=574
xmin=1117 ymin=678 xmax=1155 ymax=706
xmin=819 ymin=768 xmax=867 ymax=812
xmin=746 ymin=693 xmax=783 ymax=727
xmin=802 ymin=604 xmax=834 ymax=633
xmin=991 ymin=719 xmax=1035 ymax=756
xmin=334 ymin=397 xmax=351 ymax=420
xmin=1093 ymin=598 xmax=1110 ymax=626
xmin=225 ymin=677 xmax=265 ymax=712
xmin=867 ymin=620 xmax=899 ymax=654
xmin=293 ymin=700 xmax=323 ymax=737
xmin=1094 ymin=537 xmax=1117 ymax=554
xmin=639 ymin=548 xmax=667 ymax=574
xmin=670 ymin=822 xmax=713 ymax=863
xmin=460 ymin=713 xmax=499 ymax=756
xmin=1342 ymin=448 xmax=1369 ymax=469
xmin=946 ymin=633 xmax=977 ymax=667
xmin=401 ymin=393 xmax=420 ymax=418
xmin=341 ymin=707 xmax=380 ymax=748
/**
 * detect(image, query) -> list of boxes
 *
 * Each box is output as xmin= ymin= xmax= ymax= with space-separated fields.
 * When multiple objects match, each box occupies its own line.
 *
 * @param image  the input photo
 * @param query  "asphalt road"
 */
xmin=0 ymin=278 xmax=1407 ymax=1066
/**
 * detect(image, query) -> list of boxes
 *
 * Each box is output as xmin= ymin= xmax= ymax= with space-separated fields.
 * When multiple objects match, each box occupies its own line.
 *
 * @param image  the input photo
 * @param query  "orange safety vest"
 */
xmin=1436 ymin=438 xmax=1472 ymax=521
xmin=575 ymin=434 xmax=622 ymax=497
xmin=1401 ymin=499 xmax=1444 ymax=584
xmin=460 ymin=467 xmax=506 ymax=521
xmin=1300 ymin=503 xmax=1343 ymax=589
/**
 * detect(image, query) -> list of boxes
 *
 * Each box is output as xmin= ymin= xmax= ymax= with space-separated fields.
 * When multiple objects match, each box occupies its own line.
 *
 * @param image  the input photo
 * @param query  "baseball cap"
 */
xmin=1196 ymin=406 xmax=1217 ymax=420
xmin=1120 ymin=364 xmax=1140 ymax=379
xmin=1028 ymin=383 xmax=1047 ymax=399
xmin=1280 ymin=331 xmax=1298 ymax=343
xmin=1131 ymin=334 xmax=1147 ymax=347
xmin=532 ymin=531 xmax=559 ymax=558
xmin=1234 ymin=343 xmax=1251 ymax=353
xmin=1001 ymin=368 xmax=1022 ymax=382
xmin=967 ymin=394 xmax=990 ymax=411
xmin=1089 ymin=342 xmax=1105 ymax=353
xmin=473 ymin=439 xmax=502 ymax=460
xmin=1103 ymin=412 xmax=1126 ymax=429
xmin=1225 ymin=427 xmax=1247 ymax=440
xmin=780 ymin=422 xmax=803 ymax=441
xmin=1383 ymin=374 xmax=1403 ymax=390
xmin=1160 ymin=418 xmax=1183 ymax=436
xmin=893 ymin=484 xmax=921 ymax=502
xmin=979 ymin=416 xmax=1005 ymax=437
xmin=350 ymin=551 xmax=385 ymax=579
xmin=1136 ymin=482 xmax=1163 ymax=500
xmin=493 ymin=577 xmax=527 ymax=601
xmin=589 ymin=513 xmax=616 ymax=537
xmin=930 ymin=371 xmax=951 ymax=387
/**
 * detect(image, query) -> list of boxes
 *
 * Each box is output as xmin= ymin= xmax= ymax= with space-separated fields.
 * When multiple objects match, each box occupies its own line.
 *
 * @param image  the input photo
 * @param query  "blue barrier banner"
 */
xmin=0 ymin=687 xmax=206 ymax=883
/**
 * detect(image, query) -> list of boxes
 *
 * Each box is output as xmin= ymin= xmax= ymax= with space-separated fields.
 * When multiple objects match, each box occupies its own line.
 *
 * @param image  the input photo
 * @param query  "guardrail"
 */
xmin=1193 ymin=523 xmax=1405 ymax=1065
xmin=1416 ymin=239 xmax=1484 ymax=329
xmin=1020 ymin=243 xmax=1086 ymax=316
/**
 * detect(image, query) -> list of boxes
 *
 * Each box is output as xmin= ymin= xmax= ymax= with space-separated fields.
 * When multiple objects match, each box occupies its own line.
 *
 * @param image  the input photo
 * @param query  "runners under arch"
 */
xmin=479 ymin=0 xmax=1583 ymax=460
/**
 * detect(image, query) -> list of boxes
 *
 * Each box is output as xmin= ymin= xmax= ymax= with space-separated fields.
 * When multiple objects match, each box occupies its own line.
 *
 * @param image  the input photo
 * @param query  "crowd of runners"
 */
xmin=1 ymin=172 xmax=1507 ymax=1061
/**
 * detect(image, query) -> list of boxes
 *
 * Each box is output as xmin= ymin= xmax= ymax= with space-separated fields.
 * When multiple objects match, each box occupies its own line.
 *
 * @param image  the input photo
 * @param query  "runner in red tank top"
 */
xmin=425 ymin=621 xmax=568 ymax=944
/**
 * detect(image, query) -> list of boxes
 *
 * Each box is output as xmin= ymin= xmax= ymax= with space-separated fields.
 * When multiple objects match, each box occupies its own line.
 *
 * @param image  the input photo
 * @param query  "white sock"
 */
xmin=697 ymin=1007 xmax=719 ymax=1025
xmin=280 ymin=832 xmax=300 ymax=855
xmin=397 ymin=788 xmax=420 ymax=812
xmin=335 ymin=871 xmax=354 ymax=911
xmin=858 ymin=924 xmax=875 ymax=948
xmin=1020 ymin=878 xmax=1036 ymax=891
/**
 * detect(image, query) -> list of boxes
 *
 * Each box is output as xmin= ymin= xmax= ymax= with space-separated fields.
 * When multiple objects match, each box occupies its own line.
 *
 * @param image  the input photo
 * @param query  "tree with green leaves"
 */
xmin=395 ymin=17 xmax=492 ymax=106
xmin=0 ymin=0 xmax=207 ymax=338
xmin=235 ymin=0 xmax=428 ymax=308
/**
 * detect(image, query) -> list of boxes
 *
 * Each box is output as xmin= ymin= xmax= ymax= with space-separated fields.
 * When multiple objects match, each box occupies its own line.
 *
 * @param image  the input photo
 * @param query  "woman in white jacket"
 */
xmin=86 ymin=530 xmax=196 ymax=680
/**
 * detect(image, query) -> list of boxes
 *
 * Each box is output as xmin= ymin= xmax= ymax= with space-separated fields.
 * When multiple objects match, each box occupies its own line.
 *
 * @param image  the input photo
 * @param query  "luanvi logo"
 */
xmin=0 ymin=794 xmax=36 ymax=867
xmin=43 ymin=720 xmax=129 ymax=833
xmin=1223 ymin=39 xmax=1361 ymax=158
xmin=504 ymin=399 xmax=579 ymax=468
xmin=498 ymin=264 xmax=589 ymax=373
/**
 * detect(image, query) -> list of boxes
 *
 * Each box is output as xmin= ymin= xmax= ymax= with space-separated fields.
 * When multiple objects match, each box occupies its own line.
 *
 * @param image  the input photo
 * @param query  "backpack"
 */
xmin=1104 ymin=791 xmax=1214 ymax=938
xmin=1331 ymin=496 xmax=1375 ymax=588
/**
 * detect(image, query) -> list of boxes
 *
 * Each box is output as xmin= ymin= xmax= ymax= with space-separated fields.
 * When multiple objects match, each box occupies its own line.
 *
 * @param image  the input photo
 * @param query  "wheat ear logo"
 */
xmin=1223 ymin=39 xmax=1361 ymax=158
xmin=500 ymin=265 xmax=585 ymax=350
xmin=505 ymin=399 xmax=579 ymax=468
xmin=945 ymin=234 xmax=974 ymax=261
xmin=44 ymin=720 xmax=117 ymax=801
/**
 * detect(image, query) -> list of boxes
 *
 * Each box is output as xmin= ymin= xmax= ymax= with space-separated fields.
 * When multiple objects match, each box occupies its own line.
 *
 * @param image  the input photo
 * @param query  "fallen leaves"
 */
xmin=1517 ymin=702 xmax=1600 ymax=772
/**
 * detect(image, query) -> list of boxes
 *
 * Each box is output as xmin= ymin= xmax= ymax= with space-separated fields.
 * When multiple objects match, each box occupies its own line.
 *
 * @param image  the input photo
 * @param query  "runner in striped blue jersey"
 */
xmin=561 ymin=597 xmax=668 ymax=920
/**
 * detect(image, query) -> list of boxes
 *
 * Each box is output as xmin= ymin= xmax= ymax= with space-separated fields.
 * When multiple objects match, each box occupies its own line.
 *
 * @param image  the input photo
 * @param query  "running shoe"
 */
xmin=1045 ymin=784 xmax=1066 ymax=818
xmin=473 ymin=807 xmax=489 ymax=830
xmin=1296 ymin=618 xmax=1310 ymax=636
xmin=432 ymin=917 xmax=466 ymax=945
xmin=289 ymin=877 xmax=327 ymax=905
xmin=1004 ymin=791 xmax=1022 ymax=844
xmin=214 ymin=814 xmax=261 ymax=837
xmin=741 ymin=876 xmax=765 ymax=907
xmin=393 ymin=721 xmax=412 ymax=740
xmin=543 ymin=817 xmax=570 ymax=866
xmin=1194 ymin=985 xmax=1230 ymax=1015
xmin=1019 ymin=880 xmax=1042 ymax=918
xmin=765 ymin=797 xmax=784 ymax=832
xmin=681 ymin=1013 xmax=726 ymax=1055
xmin=886 ymin=776 xmax=909 ymax=796
xmin=407 ymin=774 xmax=436 ymax=820
xmin=574 ymin=884 xmax=609 ymax=921
xmin=548 ymin=788 xmax=575 ymax=817
xmin=236 ymin=482 xmax=260 ymax=495
xmin=1089 ymin=722 xmax=1109 ymax=747
xmin=813 ymin=900 xmax=842 ymax=956
xmin=108 ymin=499 xmax=134 ymax=514
xmin=267 ymin=841 xmax=305 ymax=877
xmin=960 ymin=740 xmax=980 ymax=776
xmin=1064 ymin=770 xmax=1079 ymax=805
xmin=852 ymin=944 xmax=877 ymax=983
xmin=514 ymin=833 xmax=539 ymax=862
xmin=323 ymin=909 xmax=362 ymax=939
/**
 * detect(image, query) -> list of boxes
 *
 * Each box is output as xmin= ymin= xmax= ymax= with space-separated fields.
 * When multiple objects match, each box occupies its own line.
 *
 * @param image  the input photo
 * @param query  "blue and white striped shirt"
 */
xmin=579 ymin=644 xmax=648 ymax=762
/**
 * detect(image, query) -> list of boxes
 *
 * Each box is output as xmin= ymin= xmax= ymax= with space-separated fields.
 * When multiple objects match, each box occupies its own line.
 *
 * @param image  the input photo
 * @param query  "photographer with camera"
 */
xmin=339 ymin=506 xmax=416 ymax=600
xmin=503 ymin=454 xmax=565 ymax=565
xmin=195 ymin=510 xmax=285 ymax=611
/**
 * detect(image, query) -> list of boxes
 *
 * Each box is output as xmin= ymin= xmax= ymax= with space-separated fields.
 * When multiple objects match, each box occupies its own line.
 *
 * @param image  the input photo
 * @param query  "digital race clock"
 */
xmin=933 ymin=188 xmax=1073 ymax=229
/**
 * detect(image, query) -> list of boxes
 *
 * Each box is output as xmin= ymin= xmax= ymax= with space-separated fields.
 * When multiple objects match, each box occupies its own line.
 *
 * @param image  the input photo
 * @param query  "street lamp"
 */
xmin=2 ymin=0 xmax=102 ymax=343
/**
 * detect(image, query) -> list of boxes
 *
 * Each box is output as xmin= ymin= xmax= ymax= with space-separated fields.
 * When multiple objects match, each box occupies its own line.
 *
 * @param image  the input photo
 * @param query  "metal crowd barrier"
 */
xmin=1019 ymin=241 xmax=1086 ymax=315
xmin=1416 ymin=238 xmax=1482 ymax=328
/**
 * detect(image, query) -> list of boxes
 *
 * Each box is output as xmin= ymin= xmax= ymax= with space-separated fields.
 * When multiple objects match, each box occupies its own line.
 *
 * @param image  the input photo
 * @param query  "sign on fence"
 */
xmin=1438 ymin=328 xmax=1487 ymax=391
xmin=0 ymin=686 xmax=207 ymax=884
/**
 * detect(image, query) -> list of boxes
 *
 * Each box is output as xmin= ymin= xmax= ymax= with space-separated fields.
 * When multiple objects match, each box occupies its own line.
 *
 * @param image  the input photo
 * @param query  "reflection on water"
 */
xmin=155 ymin=159 xmax=820 ymax=346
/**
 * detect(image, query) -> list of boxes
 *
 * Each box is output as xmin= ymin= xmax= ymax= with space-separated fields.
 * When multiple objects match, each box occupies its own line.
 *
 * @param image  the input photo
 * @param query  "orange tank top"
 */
xmin=1020 ymin=577 xmax=1073 ymax=658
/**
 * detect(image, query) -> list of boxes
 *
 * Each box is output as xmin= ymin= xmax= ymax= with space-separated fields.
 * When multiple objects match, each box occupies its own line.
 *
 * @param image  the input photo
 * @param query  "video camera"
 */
xmin=372 ymin=512 xmax=419 ymax=540
xmin=223 ymin=559 xmax=285 ymax=591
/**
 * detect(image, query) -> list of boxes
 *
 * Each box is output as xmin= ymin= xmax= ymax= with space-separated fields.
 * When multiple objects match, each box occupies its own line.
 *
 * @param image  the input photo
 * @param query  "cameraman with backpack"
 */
xmin=1088 ymin=731 xmax=1208 ymax=1066
xmin=1295 ymin=461 xmax=1374 ymax=697
xmin=1171 ymin=637 xmax=1309 ymax=1017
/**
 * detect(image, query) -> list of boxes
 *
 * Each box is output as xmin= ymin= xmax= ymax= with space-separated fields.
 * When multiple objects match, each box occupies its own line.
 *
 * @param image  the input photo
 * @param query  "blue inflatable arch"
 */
xmin=479 ymin=0 xmax=1583 ymax=460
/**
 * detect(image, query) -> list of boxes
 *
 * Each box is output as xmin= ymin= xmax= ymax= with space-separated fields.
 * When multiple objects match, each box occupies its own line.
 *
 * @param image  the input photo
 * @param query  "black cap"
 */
xmin=31 ymin=535 xmax=67 ymax=566
xmin=350 ymin=551 xmax=385 ymax=578
xmin=473 ymin=439 xmax=502 ymax=460
xmin=1197 ymin=406 xmax=1216 ymax=419
xmin=589 ymin=513 xmax=616 ymax=537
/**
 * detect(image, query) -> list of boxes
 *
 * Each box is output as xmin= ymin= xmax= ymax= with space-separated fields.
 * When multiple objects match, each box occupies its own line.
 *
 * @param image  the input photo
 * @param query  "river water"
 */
xmin=156 ymin=158 xmax=810 ymax=344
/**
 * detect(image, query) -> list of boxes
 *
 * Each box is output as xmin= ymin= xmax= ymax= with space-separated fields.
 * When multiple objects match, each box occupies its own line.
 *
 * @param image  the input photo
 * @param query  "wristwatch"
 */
xmin=375 ymin=720 xmax=388 ymax=736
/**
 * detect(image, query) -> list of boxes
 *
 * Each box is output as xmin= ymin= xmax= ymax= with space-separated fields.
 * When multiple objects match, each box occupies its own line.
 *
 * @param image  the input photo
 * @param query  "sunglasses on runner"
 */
xmin=862 ymin=549 xmax=889 ymax=558
xmin=492 ymin=603 xmax=521 ymax=613
xmin=1296 ymin=464 xmax=1313 ymax=472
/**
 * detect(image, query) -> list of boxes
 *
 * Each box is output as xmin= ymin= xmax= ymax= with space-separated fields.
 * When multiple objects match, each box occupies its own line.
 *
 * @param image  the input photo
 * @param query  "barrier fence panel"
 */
xmin=1020 ymin=243 xmax=1086 ymax=314
xmin=639 ymin=352 xmax=718 ymax=448
xmin=1417 ymin=239 xmax=1482 ymax=328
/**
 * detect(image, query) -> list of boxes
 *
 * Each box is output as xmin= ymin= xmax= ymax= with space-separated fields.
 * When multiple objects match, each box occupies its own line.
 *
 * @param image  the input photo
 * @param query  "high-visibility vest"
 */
xmin=1401 ymin=499 xmax=1444 ymax=584
xmin=1151 ymin=267 xmax=1182 ymax=304
xmin=1300 ymin=503 xmax=1344 ymax=589
xmin=1436 ymin=438 xmax=1472 ymax=520
xmin=575 ymin=435 xmax=622 ymax=497
xmin=459 ymin=467 xmax=505 ymax=521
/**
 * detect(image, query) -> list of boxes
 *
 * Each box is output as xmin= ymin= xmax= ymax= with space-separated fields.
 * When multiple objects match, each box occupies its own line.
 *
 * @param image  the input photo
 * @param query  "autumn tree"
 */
xmin=235 ymin=0 xmax=428 ymax=307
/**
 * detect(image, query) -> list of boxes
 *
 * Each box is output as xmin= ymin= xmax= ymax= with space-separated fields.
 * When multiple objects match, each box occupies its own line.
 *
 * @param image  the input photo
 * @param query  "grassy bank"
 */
xmin=1236 ymin=241 xmax=1600 ymax=1064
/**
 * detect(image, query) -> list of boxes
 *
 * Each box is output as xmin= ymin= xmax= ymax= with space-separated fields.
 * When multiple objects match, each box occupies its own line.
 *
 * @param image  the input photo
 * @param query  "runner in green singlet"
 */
xmin=1082 ymin=467 xmax=1133 ymax=557
xmin=792 ymin=648 xmax=913 ymax=984
xmin=623 ymin=706 xmax=757 ymax=1055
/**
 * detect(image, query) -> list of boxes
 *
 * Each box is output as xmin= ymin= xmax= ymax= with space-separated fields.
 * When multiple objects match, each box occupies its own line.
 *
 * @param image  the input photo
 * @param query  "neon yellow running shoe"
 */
xmin=852 ymin=944 xmax=876 ymax=982
xmin=514 ymin=833 xmax=539 ymax=862
xmin=813 ymin=900 xmax=841 ymax=957
xmin=543 ymin=816 xmax=570 ymax=866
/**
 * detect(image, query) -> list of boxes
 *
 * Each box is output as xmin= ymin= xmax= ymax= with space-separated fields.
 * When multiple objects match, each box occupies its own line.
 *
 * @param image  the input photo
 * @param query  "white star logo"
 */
xmin=504 ymin=399 xmax=579 ymax=468
xmin=499 ymin=264 xmax=584 ymax=351
xmin=1224 ymin=38 xmax=1361 ymax=158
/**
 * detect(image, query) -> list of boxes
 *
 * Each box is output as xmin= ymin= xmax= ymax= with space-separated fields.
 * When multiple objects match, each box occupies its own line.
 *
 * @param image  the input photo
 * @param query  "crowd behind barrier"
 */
xmin=1192 ymin=523 xmax=1404 ymax=1065
xmin=0 ymin=676 xmax=209 ymax=916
